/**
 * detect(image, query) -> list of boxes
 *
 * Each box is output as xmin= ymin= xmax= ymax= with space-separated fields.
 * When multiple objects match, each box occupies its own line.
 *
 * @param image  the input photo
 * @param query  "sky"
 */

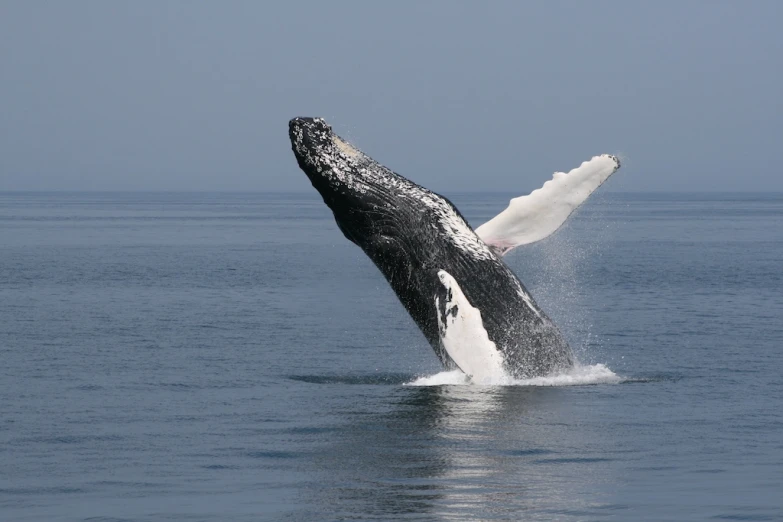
xmin=0 ymin=1 xmax=781 ymax=193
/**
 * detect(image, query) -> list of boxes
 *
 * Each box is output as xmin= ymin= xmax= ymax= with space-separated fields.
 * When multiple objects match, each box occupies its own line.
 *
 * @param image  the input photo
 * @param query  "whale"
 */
xmin=289 ymin=117 xmax=620 ymax=381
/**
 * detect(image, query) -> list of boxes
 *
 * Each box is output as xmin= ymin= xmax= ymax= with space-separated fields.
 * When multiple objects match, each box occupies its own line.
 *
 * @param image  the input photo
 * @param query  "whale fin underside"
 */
xmin=434 ymin=270 xmax=507 ymax=383
xmin=475 ymin=154 xmax=621 ymax=255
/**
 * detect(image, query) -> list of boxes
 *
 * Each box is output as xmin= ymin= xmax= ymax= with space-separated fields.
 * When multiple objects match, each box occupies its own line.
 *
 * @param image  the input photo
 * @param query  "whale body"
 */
xmin=288 ymin=117 xmax=619 ymax=381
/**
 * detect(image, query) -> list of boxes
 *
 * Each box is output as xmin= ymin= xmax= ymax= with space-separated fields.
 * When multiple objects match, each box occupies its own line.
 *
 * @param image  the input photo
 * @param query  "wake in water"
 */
xmin=406 ymin=363 xmax=621 ymax=387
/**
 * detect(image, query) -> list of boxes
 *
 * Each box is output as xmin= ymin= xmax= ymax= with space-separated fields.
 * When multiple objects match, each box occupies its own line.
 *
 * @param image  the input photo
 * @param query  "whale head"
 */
xmin=288 ymin=116 xmax=498 ymax=262
xmin=289 ymin=117 xmax=422 ymax=249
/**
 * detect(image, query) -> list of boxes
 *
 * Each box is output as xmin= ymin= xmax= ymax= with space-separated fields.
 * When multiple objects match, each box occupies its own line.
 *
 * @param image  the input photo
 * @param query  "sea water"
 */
xmin=1 ymin=192 xmax=781 ymax=521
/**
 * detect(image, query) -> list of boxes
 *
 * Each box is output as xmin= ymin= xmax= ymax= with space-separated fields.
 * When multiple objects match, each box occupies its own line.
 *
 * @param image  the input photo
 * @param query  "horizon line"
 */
xmin=2 ymin=189 xmax=783 ymax=195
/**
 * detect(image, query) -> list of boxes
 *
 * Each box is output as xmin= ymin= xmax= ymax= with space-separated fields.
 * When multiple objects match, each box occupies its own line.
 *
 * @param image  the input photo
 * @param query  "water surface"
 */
xmin=1 ymin=192 xmax=782 ymax=521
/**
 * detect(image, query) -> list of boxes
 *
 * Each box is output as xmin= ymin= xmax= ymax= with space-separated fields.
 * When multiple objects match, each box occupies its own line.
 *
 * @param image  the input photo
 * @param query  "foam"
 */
xmin=406 ymin=370 xmax=471 ymax=386
xmin=405 ymin=363 xmax=621 ymax=387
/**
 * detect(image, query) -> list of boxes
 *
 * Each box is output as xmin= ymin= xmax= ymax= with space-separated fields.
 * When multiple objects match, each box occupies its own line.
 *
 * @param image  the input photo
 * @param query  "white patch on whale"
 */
xmin=435 ymin=270 xmax=507 ymax=384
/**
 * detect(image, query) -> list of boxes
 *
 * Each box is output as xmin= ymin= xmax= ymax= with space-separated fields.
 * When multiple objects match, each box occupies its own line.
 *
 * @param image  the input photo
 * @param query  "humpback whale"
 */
xmin=289 ymin=117 xmax=619 ymax=381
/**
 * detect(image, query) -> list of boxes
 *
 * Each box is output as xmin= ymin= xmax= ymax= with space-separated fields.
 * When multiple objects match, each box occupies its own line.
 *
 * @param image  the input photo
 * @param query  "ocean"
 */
xmin=1 ymin=191 xmax=781 ymax=521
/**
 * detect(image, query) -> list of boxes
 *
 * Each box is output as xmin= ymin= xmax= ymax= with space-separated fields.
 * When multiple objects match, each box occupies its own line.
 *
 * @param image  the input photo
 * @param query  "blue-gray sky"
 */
xmin=1 ymin=1 xmax=781 ymax=192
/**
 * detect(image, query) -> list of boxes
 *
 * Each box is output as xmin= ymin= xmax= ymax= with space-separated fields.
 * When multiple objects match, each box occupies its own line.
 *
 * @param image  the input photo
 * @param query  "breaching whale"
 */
xmin=289 ymin=117 xmax=620 ymax=381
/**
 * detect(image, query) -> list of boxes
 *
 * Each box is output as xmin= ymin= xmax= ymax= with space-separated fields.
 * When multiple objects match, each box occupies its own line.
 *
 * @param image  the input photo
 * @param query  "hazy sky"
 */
xmin=1 ymin=1 xmax=781 ymax=192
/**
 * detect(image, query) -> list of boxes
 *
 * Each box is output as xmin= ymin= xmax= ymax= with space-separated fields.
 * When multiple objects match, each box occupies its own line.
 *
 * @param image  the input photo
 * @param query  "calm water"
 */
xmin=1 ymin=192 xmax=782 ymax=521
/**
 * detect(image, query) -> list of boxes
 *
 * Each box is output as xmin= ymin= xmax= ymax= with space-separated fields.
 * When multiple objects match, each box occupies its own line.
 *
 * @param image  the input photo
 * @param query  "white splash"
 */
xmin=513 ymin=363 xmax=621 ymax=386
xmin=407 ymin=369 xmax=470 ymax=386
xmin=405 ymin=363 xmax=621 ymax=387
xmin=476 ymin=154 xmax=620 ymax=255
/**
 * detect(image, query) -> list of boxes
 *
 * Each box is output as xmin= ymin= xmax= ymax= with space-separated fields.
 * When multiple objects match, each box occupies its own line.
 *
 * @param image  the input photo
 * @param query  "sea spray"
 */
xmin=406 ymin=363 xmax=622 ymax=387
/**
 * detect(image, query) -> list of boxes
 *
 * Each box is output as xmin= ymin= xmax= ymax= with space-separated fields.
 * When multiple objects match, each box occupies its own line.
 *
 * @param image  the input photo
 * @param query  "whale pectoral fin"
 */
xmin=475 ymin=154 xmax=621 ymax=255
xmin=434 ymin=270 xmax=506 ymax=383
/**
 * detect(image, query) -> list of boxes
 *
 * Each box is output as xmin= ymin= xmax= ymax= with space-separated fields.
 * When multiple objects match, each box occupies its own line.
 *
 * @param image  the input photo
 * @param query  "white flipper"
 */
xmin=435 ymin=270 xmax=507 ymax=384
xmin=475 ymin=154 xmax=621 ymax=255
